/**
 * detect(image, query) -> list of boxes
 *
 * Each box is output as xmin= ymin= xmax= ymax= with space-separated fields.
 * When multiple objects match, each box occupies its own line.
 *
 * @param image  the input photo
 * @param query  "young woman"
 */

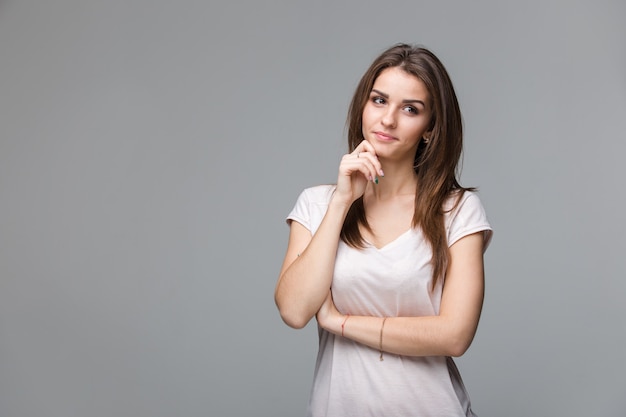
xmin=275 ymin=44 xmax=493 ymax=417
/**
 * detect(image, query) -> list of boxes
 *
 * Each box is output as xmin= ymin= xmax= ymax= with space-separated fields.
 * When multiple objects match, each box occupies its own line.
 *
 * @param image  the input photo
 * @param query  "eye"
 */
xmin=371 ymin=96 xmax=385 ymax=105
xmin=403 ymin=105 xmax=418 ymax=114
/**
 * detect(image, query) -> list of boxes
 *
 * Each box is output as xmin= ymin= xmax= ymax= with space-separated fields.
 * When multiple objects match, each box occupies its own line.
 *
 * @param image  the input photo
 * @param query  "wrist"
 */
xmin=328 ymin=193 xmax=354 ymax=213
xmin=330 ymin=313 xmax=348 ymax=336
xmin=341 ymin=314 xmax=350 ymax=337
xmin=319 ymin=311 xmax=344 ymax=335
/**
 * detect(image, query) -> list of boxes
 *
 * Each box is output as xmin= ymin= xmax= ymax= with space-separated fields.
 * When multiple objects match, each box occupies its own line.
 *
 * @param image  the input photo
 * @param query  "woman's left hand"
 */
xmin=316 ymin=290 xmax=344 ymax=334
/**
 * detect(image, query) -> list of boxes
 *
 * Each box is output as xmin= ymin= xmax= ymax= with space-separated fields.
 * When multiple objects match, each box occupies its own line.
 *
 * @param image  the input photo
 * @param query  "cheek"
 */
xmin=362 ymin=101 xmax=381 ymax=122
xmin=361 ymin=106 xmax=373 ymax=126
xmin=361 ymin=108 xmax=377 ymax=139
xmin=408 ymin=120 xmax=429 ymax=136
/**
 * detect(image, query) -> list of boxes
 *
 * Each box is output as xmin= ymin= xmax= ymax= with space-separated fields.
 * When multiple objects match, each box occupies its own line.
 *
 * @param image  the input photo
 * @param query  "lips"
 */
xmin=373 ymin=131 xmax=398 ymax=141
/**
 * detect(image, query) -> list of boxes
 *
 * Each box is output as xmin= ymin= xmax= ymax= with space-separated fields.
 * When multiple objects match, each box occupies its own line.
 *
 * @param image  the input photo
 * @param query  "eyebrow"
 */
xmin=371 ymin=89 xmax=426 ymax=107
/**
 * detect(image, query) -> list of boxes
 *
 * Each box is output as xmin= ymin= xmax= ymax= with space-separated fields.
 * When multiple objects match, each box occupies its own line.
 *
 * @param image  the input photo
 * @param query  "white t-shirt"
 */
xmin=287 ymin=185 xmax=493 ymax=417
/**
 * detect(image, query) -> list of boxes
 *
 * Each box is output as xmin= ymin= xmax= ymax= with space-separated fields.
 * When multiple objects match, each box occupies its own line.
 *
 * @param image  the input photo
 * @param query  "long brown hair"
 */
xmin=341 ymin=43 xmax=472 ymax=285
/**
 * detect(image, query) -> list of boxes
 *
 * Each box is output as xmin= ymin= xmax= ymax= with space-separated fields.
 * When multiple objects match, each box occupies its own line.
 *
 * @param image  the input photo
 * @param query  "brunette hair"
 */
xmin=341 ymin=43 xmax=472 ymax=285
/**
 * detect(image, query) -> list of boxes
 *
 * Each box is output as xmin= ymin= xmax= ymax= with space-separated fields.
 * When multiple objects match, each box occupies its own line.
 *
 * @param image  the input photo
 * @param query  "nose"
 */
xmin=381 ymin=107 xmax=396 ymax=128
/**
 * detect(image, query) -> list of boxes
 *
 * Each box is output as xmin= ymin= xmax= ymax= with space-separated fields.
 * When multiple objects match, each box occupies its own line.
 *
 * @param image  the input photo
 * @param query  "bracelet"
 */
xmin=341 ymin=314 xmax=350 ymax=337
xmin=379 ymin=317 xmax=387 ymax=361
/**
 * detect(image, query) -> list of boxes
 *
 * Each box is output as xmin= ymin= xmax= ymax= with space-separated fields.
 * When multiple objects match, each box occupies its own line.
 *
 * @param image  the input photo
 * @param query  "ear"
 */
xmin=422 ymin=130 xmax=432 ymax=143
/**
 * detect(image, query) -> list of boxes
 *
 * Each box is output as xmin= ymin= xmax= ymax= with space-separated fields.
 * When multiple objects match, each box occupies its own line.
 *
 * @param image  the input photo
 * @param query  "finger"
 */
xmin=354 ymin=140 xmax=377 ymax=157
xmin=343 ymin=146 xmax=383 ymax=181
xmin=355 ymin=141 xmax=384 ymax=176
xmin=354 ymin=150 xmax=384 ymax=179
xmin=341 ymin=157 xmax=379 ymax=183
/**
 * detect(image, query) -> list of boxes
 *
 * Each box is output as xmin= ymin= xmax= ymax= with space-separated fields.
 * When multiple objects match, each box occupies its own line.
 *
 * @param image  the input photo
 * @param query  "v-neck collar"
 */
xmin=363 ymin=228 xmax=415 ymax=251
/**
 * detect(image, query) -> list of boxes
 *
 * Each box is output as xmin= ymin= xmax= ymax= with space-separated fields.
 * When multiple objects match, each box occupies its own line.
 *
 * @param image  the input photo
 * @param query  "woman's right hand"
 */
xmin=333 ymin=140 xmax=384 ymax=206
xmin=276 ymin=141 xmax=381 ymax=329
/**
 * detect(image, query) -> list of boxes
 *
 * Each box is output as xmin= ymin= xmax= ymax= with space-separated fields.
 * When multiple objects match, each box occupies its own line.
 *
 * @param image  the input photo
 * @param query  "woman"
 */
xmin=275 ymin=44 xmax=493 ymax=417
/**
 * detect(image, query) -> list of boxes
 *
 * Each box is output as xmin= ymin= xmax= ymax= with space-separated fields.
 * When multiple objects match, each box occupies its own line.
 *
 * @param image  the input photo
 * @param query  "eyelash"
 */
xmin=371 ymin=96 xmax=418 ymax=115
xmin=372 ymin=96 xmax=385 ymax=105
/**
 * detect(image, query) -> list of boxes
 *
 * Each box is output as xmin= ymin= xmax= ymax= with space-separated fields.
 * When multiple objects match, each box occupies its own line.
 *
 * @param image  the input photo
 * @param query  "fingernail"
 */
xmin=379 ymin=169 xmax=385 ymax=177
xmin=374 ymin=177 xmax=379 ymax=185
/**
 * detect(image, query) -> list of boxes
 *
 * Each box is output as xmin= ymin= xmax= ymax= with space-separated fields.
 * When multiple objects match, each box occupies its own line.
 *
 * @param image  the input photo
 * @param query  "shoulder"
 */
xmin=444 ymin=190 xmax=486 ymax=215
xmin=286 ymin=185 xmax=336 ymax=233
xmin=297 ymin=184 xmax=336 ymax=206
xmin=444 ymin=189 xmax=493 ymax=250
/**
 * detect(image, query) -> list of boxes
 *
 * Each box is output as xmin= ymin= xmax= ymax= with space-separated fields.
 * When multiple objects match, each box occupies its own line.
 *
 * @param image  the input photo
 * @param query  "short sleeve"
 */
xmin=286 ymin=189 xmax=312 ymax=231
xmin=286 ymin=185 xmax=336 ymax=235
xmin=446 ymin=191 xmax=493 ymax=252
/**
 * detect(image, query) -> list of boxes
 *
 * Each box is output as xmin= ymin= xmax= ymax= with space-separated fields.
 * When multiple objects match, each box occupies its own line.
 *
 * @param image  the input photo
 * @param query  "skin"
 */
xmin=274 ymin=67 xmax=486 ymax=357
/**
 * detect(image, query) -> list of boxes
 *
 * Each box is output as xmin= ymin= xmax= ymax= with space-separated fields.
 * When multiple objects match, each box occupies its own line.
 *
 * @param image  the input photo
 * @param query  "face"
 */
xmin=361 ymin=66 xmax=432 ymax=163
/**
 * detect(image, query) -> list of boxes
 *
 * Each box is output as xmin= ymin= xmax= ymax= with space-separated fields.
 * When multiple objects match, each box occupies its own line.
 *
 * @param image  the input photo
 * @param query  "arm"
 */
xmin=274 ymin=200 xmax=350 ymax=329
xmin=316 ymin=231 xmax=486 ymax=357
xmin=275 ymin=140 xmax=383 ymax=329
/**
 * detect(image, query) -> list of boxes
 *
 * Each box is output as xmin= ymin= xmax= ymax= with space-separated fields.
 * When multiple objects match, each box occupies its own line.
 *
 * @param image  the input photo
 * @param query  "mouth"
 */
xmin=373 ymin=131 xmax=398 ymax=141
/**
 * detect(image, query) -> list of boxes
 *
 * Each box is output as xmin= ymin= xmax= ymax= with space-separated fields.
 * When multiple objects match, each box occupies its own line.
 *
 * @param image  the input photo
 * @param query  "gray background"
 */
xmin=1 ymin=0 xmax=625 ymax=416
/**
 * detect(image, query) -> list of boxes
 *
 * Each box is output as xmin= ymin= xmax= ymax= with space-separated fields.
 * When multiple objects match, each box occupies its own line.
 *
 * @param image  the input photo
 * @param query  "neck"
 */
xmin=367 ymin=158 xmax=417 ymax=200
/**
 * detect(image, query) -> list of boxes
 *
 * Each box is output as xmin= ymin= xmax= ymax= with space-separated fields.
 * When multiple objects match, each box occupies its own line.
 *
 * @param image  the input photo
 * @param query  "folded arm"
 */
xmin=275 ymin=141 xmax=383 ymax=329
xmin=316 ymin=231 xmax=486 ymax=357
xmin=274 ymin=198 xmax=352 ymax=329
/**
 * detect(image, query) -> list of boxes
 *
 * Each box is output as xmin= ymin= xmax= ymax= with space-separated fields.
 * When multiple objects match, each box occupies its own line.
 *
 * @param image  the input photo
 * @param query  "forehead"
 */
xmin=372 ymin=67 xmax=430 ymax=101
